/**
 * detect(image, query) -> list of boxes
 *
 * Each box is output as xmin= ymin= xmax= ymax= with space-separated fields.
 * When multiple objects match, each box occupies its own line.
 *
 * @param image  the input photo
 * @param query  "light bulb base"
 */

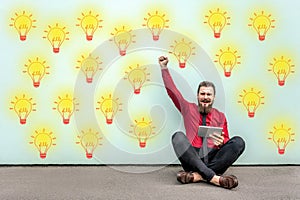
xmin=40 ymin=153 xmax=46 ymax=159
xmin=139 ymin=142 xmax=146 ymax=148
xmin=20 ymin=119 xmax=26 ymax=124
xmin=248 ymin=112 xmax=255 ymax=118
xmin=106 ymin=119 xmax=113 ymax=124
xmin=53 ymin=48 xmax=60 ymax=53
xmin=278 ymin=80 xmax=285 ymax=86
xmin=179 ymin=63 xmax=186 ymax=68
xmin=119 ymin=50 xmax=126 ymax=56
xmin=86 ymin=77 xmax=93 ymax=83
xmin=259 ymin=35 xmax=265 ymax=41
xmin=86 ymin=153 xmax=93 ymax=159
xmin=152 ymin=35 xmax=159 ymax=41
xmin=63 ymin=119 xmax=70 ymax=124
xmin=33 ymin=82 xmax=40 ymax=88
xmin=224 ymin=72 xmax=231 ymax=77
xmin=134 ymin=89 xmax=141 ymax=94
xmin=20 ymin=35 xmax=26 ymax=41
xmin=86 ymin=35 xmax=93 ymax=41
xmin=278 ymin=149 xmax=285 ymax=155
xmin=214 ymin=33 xmax=221 ymax=38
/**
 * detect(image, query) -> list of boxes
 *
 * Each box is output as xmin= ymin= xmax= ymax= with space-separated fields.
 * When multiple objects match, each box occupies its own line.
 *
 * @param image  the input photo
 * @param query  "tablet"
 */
xmin=198 ymin=126 xmax=223 ymax=137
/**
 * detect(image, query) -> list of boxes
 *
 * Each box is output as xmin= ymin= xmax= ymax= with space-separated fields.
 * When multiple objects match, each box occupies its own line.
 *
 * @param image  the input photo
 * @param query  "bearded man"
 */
xmin=158 ymin=56 xmax=245 ymax=189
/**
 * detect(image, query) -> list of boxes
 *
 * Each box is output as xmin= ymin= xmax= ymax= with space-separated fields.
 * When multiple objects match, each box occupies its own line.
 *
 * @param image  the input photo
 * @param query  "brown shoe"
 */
xmin=176 ymin=170 xmax=194 ymax=184
xmin=219 ymin=175 xmax=238 ymax=189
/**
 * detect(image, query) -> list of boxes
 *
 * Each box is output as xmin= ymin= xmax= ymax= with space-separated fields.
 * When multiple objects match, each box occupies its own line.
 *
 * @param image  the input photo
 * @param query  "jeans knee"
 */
xmin=231 ymin=136 xmax=246 ymax=153
xmin=171 ymin=131 xmax=185 ymax=145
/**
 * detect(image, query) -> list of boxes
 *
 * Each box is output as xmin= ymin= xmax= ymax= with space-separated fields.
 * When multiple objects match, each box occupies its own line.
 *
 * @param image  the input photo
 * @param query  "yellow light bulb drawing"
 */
xmin=142 ymin=10 xmax=169 ymax=41
xmin=53 ymin=94 xmax=78 ymax=124
xmin=10 ymin=94 xmax=36 ymax=124
xmin=9 ymin=11 xmax=36 ymax=41
xmin=238 ymin=88 xmax=264 ymax=118
xmin=96 ymin=94 xmax=122 ymax=124
xmin=23 ymin=57 xmax=50 ymax=88
xmin=76 ymin=54 xmax=102 ymax=83
xmin=110 ymin=26 xmax=135 ymax=56
xmin=215 ymin=47 xmax=241 ymax=77
xmin=204 ymin=8 xmax=230 ymax=38
xmin=76 ymin=128 xmax=102 ymax=159
xmin=30 ymin=128 xmax=56 ymax=159
xmin=124 ymin=64 xmax=150 ymax=94
xmin=268 ymin=56 xmax=295 ymax=86
xmin=76 ymin=11 xmax=103 ymax=41
xmin=43 ymin=23 xmax=69 ymax=53
xmin=129 ymin=117 xmax=155 ymax=148
xmin=170 ymin=38 xmax=195 ymax=68
xmin=248 ymin=11 xmax=275 ymax=41
xmin=268 ymin=124 xmax=295 ymax=155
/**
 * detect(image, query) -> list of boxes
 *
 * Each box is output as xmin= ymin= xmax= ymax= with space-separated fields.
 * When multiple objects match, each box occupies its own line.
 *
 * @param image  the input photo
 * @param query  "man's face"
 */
xmin=197 ymin=86 xmax=215 ymax=114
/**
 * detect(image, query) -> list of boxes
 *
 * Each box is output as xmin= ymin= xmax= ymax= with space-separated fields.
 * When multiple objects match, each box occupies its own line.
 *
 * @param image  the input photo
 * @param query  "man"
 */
xmin=158 ymin=56 xmax=245 ymax=189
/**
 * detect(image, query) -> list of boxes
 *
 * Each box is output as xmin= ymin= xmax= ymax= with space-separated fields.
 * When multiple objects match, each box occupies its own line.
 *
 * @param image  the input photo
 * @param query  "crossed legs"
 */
xmin=171 ymin=131 xmax=245 ymax=188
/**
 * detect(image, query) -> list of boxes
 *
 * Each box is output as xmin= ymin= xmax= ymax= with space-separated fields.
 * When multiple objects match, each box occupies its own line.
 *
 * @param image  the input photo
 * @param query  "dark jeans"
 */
xmin=172 ymin=131 xmax=245 ymax=181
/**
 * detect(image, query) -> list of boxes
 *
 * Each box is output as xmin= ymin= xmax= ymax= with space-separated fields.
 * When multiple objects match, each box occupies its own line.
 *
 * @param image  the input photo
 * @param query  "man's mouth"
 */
xmin=201 ymin=100 xmax=211 ymax=103
xmin=200 ymin=100 xmax=211 ymax=107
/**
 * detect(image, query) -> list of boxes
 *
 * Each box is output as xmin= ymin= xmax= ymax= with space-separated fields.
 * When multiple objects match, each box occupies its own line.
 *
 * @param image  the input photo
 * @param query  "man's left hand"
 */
xmin=209 ymin=132 xmax=224 ymax=147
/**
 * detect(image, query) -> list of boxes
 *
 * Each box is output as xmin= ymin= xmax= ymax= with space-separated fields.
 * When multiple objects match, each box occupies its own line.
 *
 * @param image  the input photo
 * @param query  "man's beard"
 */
xmin=198 ymin=100 xmax=213 ymax=114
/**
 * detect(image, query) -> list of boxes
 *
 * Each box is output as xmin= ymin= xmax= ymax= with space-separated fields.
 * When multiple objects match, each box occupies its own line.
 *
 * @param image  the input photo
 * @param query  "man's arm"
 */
xmin=209 ymin=112 xmax=230 ymax=147
xmin=158 ymin=56 xmax=189 ymax=112
xmin=222 ymin=117 xmax=230 ymax=144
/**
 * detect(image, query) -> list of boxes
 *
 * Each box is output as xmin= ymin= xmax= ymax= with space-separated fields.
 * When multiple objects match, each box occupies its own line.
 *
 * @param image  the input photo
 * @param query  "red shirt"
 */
xmin=162 ymin=68 xmax=230 ymax=148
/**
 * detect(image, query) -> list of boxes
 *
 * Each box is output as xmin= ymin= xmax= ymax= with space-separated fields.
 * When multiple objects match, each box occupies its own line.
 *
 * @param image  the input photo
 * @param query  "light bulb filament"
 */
xmin=181 ymin=52 xmax=187 ymax=56
xmin=119 ymin=39 xmax=128 ymax=45
xmin=258 ymin=24 xmax=267 ymax=30
xmin=19 ymin=24 xmax=28 ymax=30
xmin=277 ymin=69 xmax=286 ymax=75
xmin=32 ymin=71 xmax=41 ymax=76
xmin=19 ymin=107 xmax=28 ymax=113
xmin=277 ymin=138 xmax=286 ymax=143
xmin=39 ymin=142 xmax=48 ymax=147
xmin=85 ymin=66 xmax=94 ymax=72
xmin=152 ymin=24 xmax=161 ymax=29
xmin=247 ymin=101 xmax=256 ymax=106
xmin=86 ymin=142 xmax=94 ymax=146
xmin=140 ymin=130 xmax=146 ymax=135
xmin=213 ymin=21 xmax=222 ymax=27
xmin=134 ymin=77 xmax=142 ymax=83
xmin=105 ymin=107 xmax=113 ymax=113
xmin=85 ymin=24 xmax=94 ymax=29
xmin=178 ymin=52 xmax=187 ymax=59
xmin=223 ymin=60 xmax=233 ymax=66
xmin=52 ymin=36 xmax=61 ymax=42
xmin=62 ymin=108 xmax=71 ymax=113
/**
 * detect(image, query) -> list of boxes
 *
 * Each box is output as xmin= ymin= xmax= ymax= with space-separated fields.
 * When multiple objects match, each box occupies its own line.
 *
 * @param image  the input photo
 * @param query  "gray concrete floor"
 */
xmin=0 ymin=165 xmax=299 ymax=200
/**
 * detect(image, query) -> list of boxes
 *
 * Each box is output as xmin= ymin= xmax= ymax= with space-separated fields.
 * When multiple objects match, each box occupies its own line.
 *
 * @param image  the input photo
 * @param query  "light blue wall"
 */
xmin=0 ymin=0 xmax=299 ymax=164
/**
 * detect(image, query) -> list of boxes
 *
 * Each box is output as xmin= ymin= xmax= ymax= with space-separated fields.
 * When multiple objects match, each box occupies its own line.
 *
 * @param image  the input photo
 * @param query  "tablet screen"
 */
xmin=198 ymin=126 xmax=223 ymax=137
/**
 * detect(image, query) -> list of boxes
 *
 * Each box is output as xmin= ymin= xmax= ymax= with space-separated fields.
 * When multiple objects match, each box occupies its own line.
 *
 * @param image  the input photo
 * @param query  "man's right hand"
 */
xmin=158 ymin=56 xmax=168 ymax=69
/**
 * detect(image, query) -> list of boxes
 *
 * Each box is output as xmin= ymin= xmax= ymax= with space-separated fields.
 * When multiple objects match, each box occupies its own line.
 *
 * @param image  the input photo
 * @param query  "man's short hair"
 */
xmin=197 ymin=81 xmax=216 ymax=95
